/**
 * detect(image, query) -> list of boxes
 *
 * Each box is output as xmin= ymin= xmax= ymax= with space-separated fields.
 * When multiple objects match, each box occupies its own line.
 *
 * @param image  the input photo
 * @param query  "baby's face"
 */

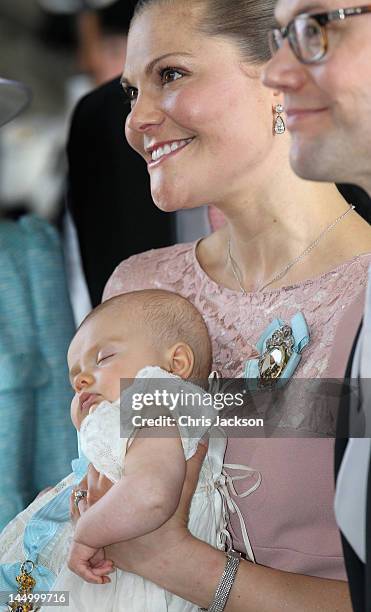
xmin=68 ymin=307 xmax=165 ymax=430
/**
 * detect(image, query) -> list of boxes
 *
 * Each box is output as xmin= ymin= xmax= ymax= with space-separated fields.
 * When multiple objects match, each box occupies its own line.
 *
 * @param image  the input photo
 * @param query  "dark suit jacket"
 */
xmin=335 ymin=324 xmax=371 ymax=612
xmin=67 ymin=77 xmax=176 ymax=306
xmin=334 ymin=184 xmax=371 ymax=611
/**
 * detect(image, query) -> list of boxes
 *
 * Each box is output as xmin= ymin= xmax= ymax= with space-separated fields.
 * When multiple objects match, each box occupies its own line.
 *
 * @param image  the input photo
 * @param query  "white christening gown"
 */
xmin=0 ymin=367 xmax=255 ymax=611
xmin=51 ymin=366 xmax=229 ymax=611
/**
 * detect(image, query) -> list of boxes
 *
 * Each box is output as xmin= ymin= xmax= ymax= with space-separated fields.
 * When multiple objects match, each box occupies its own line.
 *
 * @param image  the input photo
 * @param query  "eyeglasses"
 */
xmin=269 ymin=5 xmax=371 ymax=64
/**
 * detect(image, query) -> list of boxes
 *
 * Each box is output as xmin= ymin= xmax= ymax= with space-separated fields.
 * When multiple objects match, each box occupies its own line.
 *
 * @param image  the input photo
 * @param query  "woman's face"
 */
xmin=123 ymin=2 xmax=275 ymax=212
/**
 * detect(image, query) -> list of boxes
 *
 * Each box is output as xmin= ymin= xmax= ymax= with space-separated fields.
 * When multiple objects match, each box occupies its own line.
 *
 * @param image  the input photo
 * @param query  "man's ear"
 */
xmin=167 ymin=342 xmax=195 ymax=379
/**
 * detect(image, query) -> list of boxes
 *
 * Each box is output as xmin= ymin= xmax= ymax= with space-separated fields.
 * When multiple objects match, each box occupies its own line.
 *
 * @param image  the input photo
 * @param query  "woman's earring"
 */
xmin=273 ymin=104 xmax=286 ymax=135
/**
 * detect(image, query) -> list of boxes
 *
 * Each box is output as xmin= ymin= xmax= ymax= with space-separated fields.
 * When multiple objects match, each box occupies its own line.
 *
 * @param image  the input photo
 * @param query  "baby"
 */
xmin=65 ymin=289 xmax=216 ymax=585
xmin=0 ymin=289 xmax=233 ymax=612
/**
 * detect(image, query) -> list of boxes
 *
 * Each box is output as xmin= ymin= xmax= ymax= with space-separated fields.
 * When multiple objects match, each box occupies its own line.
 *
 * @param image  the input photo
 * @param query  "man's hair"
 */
xmin=80 ymin=289 xmax=213 ymax=378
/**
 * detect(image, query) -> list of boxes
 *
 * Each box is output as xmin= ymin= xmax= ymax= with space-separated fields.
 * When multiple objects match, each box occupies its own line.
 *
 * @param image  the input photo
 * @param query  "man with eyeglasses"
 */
xmin=263 ymin=3 xmax=371 ymax=611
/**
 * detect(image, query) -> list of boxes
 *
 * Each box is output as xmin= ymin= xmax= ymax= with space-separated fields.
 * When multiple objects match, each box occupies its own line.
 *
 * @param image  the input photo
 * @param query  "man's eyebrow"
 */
xmin=276 ymin=1 xmax=326 ymax=24
xmin=121 ymin=51 xmax=193 ymax=86
xmin=297 ymin=3 xmax=327 ymax=15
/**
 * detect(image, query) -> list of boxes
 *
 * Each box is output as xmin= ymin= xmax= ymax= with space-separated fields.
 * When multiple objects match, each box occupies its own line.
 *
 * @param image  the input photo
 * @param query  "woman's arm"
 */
xmin=87 ymin=444 xmax=351 ymax=612
xmin=108 ymin=536 xmax=350 ymax=612
xmin=74 ymin=427 xmax=185 ymax=549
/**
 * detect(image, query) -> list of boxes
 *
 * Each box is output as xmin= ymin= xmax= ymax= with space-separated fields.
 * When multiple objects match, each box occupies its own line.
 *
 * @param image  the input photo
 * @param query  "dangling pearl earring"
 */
xmin=273 ymin=104 xmax=286 ymax=135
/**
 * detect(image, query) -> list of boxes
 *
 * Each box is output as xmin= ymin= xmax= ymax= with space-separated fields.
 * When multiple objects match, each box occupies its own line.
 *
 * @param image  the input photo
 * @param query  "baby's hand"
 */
xmin=67 ymin=541 xmax=114 ymax=584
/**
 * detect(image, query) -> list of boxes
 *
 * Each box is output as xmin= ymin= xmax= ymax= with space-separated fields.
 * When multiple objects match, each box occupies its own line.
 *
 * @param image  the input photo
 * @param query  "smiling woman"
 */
xmin=121 ymin=0 xmax=279 ymax=214
xmin=95 ymin=0 xmax=371 ymax=610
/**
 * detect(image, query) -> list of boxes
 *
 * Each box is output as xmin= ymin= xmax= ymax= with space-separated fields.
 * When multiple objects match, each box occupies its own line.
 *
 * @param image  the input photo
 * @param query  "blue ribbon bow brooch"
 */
xmin=244 ymin=312 xmax=310 ymax=388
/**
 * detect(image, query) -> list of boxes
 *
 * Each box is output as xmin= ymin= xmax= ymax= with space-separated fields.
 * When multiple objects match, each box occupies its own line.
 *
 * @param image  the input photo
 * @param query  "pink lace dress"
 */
xmin=103 ymin=241 xmax=371 ymax=581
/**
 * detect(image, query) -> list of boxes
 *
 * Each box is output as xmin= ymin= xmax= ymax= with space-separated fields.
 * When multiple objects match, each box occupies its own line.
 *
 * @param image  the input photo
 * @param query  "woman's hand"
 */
xmin=70 ymin=469 xmax=114 ymax=525
xmin=86 ymin=465 xmax=114 ymax=505
xmin=70 ymin=476 xmax=89 ymax=525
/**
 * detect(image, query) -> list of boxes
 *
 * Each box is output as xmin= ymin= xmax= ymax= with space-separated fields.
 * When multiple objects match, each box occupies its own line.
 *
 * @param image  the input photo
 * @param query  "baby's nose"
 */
xmin=74 ymin=371 xmax=94 ymax=391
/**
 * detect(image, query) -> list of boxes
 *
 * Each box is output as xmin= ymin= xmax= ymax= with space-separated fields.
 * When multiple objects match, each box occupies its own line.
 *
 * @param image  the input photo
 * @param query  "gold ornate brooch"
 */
xmin=258 ymin=325 xmax=295 ymax=384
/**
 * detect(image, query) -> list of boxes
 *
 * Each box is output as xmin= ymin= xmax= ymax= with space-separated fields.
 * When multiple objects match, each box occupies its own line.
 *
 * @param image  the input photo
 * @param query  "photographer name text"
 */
xmin=130 ymin=415 xmax=264 ymax=428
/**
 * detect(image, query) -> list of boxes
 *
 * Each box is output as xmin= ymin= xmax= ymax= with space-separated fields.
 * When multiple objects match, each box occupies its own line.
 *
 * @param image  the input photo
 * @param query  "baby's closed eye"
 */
xmin=96 ymin=353 xmax=116 ymax=365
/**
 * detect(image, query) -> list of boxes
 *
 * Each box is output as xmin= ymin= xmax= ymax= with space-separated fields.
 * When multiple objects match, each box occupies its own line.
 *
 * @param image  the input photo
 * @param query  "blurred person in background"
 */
xmin=0 ymin=77 xmax=77 ymax=530
xmin=76 ymin=0 xmax=132 ymax=87
xmin=0 ymin=2 xmax=82 ymax=223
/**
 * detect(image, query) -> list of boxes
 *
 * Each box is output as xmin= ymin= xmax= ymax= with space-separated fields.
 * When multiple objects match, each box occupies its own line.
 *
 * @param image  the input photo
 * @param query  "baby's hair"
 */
xmin=78 ymin=289 xmax=212 ymax=378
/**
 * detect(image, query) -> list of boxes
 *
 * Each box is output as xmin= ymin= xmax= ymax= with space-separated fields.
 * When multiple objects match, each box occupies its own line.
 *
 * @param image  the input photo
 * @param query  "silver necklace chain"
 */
xmin=228 ymin=204 xmax=355 ymax=295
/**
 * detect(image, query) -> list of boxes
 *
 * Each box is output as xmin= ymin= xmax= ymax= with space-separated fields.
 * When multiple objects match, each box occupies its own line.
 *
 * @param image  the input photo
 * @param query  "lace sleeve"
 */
xmin=79 ymin=401 xmax=127 ymax=483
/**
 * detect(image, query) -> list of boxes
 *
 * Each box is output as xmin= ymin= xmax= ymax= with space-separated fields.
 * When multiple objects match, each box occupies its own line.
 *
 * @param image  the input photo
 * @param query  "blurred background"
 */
xmin=0 ymin=0 xmax=131 ymax=222
xmin=0 ymin=0 xmax=139 ymax=530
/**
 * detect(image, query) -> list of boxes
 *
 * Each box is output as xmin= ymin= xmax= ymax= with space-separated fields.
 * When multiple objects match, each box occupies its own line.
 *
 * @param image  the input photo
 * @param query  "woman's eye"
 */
xmin=122 ymin=86 xmax=138 ymax=105
xmin=160 ymin=68 xmax=184 ymax=84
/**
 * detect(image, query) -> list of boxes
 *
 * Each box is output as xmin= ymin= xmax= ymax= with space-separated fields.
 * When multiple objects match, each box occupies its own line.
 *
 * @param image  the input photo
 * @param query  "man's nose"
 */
xmin=262 ymin=43 xmax=307 ymax=92
xmin=74 ymin=371 xmax=94 ymax=392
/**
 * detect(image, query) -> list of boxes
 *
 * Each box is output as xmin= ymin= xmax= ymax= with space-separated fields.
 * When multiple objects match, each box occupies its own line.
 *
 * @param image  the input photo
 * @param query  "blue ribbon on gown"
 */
xmin=0 ymin=450 xmax=89 ymax=608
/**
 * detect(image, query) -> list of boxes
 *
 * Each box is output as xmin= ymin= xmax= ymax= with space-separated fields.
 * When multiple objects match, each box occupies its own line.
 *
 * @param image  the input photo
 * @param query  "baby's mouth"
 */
xmin=79 ymin=392 xmax=101 ymax=412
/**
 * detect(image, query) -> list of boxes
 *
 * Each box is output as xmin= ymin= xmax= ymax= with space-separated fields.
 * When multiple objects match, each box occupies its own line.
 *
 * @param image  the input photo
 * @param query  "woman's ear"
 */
xmin=167 ymin=342 xmax=195 ymax=379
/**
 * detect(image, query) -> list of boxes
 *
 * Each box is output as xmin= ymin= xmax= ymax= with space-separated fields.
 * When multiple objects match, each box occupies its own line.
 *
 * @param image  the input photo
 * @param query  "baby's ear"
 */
xmin=168 ymin=342 xmax=194 ymax=379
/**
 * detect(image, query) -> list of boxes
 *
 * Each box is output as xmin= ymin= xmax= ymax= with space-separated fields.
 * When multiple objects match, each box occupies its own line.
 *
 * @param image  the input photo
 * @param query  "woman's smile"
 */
xmin=146 ymin=137 xmax=195 ymax=167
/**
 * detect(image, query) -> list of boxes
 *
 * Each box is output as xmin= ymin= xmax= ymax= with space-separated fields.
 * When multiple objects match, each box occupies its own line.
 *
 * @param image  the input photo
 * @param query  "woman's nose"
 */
xmin=126 ymin=93 xmax=164 ymax=134
xmin=74 ymin=371 xmax=94 ymax=392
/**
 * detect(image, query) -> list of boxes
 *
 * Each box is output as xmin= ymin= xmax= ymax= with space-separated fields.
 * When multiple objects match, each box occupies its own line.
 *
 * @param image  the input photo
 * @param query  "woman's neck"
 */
xmin=199 ymin=173 xmax=371 ymax=293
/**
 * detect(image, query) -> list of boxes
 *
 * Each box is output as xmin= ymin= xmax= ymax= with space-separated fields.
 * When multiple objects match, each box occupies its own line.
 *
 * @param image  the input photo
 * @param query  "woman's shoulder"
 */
xmin=103 ymin=242 xmax=197 ymax=300
xmin=312 ymin=252 xmax=371 ymax=298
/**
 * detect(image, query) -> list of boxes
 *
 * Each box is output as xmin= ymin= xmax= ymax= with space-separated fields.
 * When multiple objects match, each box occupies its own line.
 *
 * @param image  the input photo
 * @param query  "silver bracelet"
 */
xmin=200 ymin=550 xmax=242 ymax=612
